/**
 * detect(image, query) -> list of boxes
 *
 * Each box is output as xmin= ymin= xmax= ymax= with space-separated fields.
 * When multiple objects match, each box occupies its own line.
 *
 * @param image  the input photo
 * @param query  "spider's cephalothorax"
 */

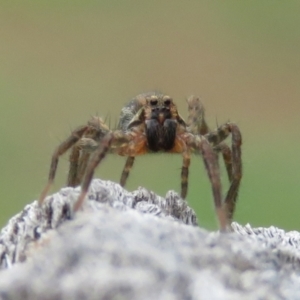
xmin=121 ymin=92 xmax=185 ymax=152
xmin=145 ymin=95 xmax=177 ymax=151
xmin=39 ymin=92 xmax=242 ymax=231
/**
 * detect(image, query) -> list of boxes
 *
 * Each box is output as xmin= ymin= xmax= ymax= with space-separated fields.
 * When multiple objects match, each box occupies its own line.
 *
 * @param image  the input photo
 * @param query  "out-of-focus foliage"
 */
xmin=1 ymin=1 xmax=300 ymax=230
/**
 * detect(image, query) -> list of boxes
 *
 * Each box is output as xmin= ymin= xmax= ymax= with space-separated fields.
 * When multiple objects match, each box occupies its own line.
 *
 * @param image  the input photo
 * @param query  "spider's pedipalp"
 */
xmin=186 ymin=95 xmax=209 ymax=135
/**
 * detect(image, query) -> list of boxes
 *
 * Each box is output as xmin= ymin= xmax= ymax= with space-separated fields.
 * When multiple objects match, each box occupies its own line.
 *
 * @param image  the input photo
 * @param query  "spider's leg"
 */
xmin=215 ymin=143 xmax=233 ymax=182
xmin=74 ymin=152 xmax=91 ymax=186
xmin=222 ymin=124 xmax=242 ymax=221
xmin=39 ymin=125 xmax=88 ymax=205
xmin=67 ymin=145 xmax=81 ymax=187
xmin=197 ymin=138 xmax=227 ymax=231
xmin=185 ymin=133 xmax=227 ymax=230
xmin=69 ymin=138 xmax=99 ymax=187
xmin=205 ymin=123 xmax=242 ymax=222
xmin=185 ymin=97 xmax=236 ymax=228
xmin=180 ymin=153 xmax=190 ymax=199
xmin=186 ymin=95 xmax=209 ymax=135
xmin=73 ymin=132 xmax=114 ymax=212
xmin=69 ymin=117 xmax=110 ymax=187
xmin=120 ymin=156 xmax=135 ymax=187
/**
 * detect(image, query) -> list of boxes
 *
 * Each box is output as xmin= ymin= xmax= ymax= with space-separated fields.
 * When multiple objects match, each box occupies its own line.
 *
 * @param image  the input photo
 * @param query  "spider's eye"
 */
xmin=164 ymin=99 xmax=171 ymax=106
xmin=150 ymin=99 xmax=158 ymax=106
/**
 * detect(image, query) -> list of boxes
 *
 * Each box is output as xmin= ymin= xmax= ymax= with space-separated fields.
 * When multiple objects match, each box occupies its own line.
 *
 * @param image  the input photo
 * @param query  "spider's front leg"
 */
xmin=180 ymin=152 xmax=190 ymax=199
xmin=185 ymin=134 xmax=228 ymax=231
xmin=73 ymin=132 xmax=114 ymax=211
xmin=186 ymin=96 xmax=234 ymax=182
xmin=120 ymin=156 xmax=135 ymax=187
xmin=205 ymin=123 xmax=242 ymax=222
xmin=67 ymin=137 xmax=100 ymax=187
xmin=73 ymin=130 xmax=136 ymax=212
xmin=39 ymin=125 xmax=89 ymax=205
xmin=185 ymin=97 xmax=242 ymax=222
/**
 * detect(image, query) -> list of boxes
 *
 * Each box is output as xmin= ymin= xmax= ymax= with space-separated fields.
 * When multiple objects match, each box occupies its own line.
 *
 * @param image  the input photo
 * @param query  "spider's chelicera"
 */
xmin=39 ymin=92 xmax=242 ymax=231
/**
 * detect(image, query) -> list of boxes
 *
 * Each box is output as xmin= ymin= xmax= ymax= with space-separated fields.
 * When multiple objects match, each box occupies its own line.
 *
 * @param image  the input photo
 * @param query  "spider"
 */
xmin=39 ymin=92 xmax=242 ymax=231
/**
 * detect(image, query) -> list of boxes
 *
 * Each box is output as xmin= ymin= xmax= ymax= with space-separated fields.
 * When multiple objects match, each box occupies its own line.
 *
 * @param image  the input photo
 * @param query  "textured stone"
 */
xmin=0 ymin=179 xmax=299 ymax=300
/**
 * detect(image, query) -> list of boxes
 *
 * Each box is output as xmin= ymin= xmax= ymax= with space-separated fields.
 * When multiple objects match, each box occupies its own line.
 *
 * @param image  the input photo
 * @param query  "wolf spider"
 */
xmin=39 ymin=92 xmax=242 ymax=231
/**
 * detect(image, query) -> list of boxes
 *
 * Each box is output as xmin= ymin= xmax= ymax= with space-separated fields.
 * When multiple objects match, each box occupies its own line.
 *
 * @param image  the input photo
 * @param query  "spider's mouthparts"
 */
xmin=158 ymin=113 xmax=165 ymax=125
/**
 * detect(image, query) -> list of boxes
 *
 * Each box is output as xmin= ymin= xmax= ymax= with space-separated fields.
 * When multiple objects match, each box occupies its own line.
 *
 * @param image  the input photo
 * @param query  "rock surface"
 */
xmin=0 ymin=179 xmax=300 ymax=300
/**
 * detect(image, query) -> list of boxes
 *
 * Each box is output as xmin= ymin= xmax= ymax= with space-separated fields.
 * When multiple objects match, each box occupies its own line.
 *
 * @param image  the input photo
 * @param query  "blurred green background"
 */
xmin=1 ymin=1 xmax=300 ymax=230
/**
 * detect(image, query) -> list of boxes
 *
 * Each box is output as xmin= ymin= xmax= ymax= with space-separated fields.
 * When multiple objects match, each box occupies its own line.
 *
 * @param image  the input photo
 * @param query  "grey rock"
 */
xmin=0 ymin=179 xmax=299 ymax=300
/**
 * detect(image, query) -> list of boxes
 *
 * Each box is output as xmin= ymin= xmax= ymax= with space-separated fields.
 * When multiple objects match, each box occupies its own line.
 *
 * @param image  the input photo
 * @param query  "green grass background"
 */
xmin=1 ymin=1 xmax=300 ymax=230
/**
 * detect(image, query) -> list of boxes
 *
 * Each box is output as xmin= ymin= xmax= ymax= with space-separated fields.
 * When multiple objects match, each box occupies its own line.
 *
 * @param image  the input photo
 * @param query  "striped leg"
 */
xmin=74 ymin=132 xmax=114 ymax=212
xmin=120 ymin=156 xmax=135 ymax=187
xmin=67 ymin=145 xmax=81 ymax=187
xmin=197 ymin=138 xmax=227 ymax=231
xmin=186 ymin=96 xmax=234 ymax=183
xmin=183 ymin=96 xmax=207 ymax=200
xmin=205 ymin=123 xmax=242 ymax=222
xmin=180 ymin=153 xmax=190 ymax=199
xmin=215 ymin=143 xmax=233 ymax=182
xmin=223 ymin=124 xmax=242 ymax=221
xmin=39 ymin=125 xmax=88 ymax=205
xmin=72 ymin=138 xmax=99 ymax=187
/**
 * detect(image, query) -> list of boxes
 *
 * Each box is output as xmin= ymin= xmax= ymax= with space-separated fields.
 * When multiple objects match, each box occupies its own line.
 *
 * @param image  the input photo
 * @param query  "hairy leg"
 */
xmin=198 ymin=138 xmax=227 ymax=231
xmin=120 ymin=156 xmax=135 ymax=187
xmin=222 ymin=124 xmax=242 ymax=221
xmin=184 ymin=133 xmax=227 ymax=230
xmin=180 ymin=153 xmax=190 ymax=199
xmin=73 ymin=132 xmax=114 ymax=212
xmin=214 ymin=143 xmax=233 ymax=182
xmin=71 ymin=137 xmax=99 ymax=187
xmin=67 ymin=145 xmax=81 ymax=187
xmin=39 ymin=125 xmax=88 ymax=205
xmin=205 ymin=123 xmax=242 ymax=222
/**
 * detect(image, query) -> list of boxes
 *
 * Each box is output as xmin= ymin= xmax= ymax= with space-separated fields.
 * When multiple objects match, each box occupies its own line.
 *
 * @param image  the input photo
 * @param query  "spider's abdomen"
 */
xmin=145 ymin=119 xmax=177 ymax=152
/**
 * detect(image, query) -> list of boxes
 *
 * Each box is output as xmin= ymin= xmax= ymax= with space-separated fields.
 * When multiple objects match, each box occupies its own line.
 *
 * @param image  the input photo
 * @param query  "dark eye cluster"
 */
xmin=164 ymin=99 xmax=171 ymax=106
xmin=149 ymin=98 xmax=172 ymax=107
xmin=150 ymin=99 xmax=158 ymax=106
